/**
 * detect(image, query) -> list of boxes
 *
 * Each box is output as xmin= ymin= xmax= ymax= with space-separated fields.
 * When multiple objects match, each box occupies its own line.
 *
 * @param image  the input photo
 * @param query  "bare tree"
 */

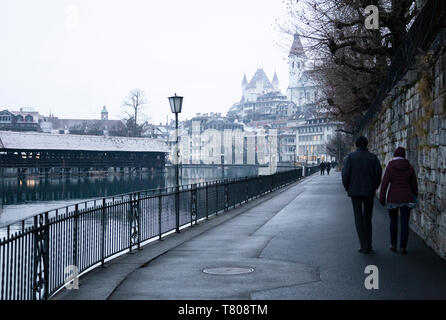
xmin=326 ymin=131 xmax=353 ymax=170
xmin=123 ymin=89 xmax=147 ymax=126
xmin=122 ymin=89 xmax=148 ymax=137
xmin=279 ymin=0 xmax=422 ymax=131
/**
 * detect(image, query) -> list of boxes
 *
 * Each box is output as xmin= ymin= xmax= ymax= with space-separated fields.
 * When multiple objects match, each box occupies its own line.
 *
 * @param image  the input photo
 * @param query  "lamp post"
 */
xmin=220 ymin=131 xmax=225 ymax=180
xmin=169 ymin=93 xmax=183 ymax=233
xmin=221 ymin=154 xmax=224 ymax=180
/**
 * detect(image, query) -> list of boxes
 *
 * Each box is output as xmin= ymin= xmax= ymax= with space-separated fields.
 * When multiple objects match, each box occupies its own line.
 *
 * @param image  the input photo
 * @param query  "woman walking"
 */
xmin=379 ymin=147 xmax=418 ymax=254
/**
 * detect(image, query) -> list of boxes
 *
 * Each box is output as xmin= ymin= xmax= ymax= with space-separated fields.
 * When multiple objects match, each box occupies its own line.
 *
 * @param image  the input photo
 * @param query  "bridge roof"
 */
xmin=0 ymin=131 xmax=169 ymax=153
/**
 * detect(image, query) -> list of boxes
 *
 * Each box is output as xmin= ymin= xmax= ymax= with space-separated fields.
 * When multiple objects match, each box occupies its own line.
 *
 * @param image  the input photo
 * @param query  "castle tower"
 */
xmin=287 ymin=34 xmax=307 ymax=105
xmin=101 ymin=106 xmax=108 ymax=120
xmin=244 ymin=68 xmax=274 ymax=102
xmin=272 ymin=72 xmax=279 ymax=91
xmin=241 ymin=73 xmax=248 ymax=101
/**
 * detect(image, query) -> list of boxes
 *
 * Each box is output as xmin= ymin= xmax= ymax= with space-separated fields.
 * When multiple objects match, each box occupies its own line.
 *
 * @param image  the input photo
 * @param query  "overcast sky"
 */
xmin=0 ymin=0 xmax=293 ymax=124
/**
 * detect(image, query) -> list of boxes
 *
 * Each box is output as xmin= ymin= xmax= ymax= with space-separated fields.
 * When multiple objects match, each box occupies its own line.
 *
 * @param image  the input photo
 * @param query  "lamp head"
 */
xmin=168 ymin=93 xmax=183 ymax=114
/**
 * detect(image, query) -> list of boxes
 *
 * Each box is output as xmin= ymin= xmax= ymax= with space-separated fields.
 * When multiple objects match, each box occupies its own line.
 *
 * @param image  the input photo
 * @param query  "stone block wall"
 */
xmin=361 ymin=32 xmax=446 ymax=259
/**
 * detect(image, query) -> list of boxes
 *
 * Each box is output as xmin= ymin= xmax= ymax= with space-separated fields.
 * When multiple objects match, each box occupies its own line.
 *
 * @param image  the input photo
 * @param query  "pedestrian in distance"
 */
xmin=320 ymin=162 xmax=326 ymax=175
xmin=326 ymin=162 xmax=331 ymax=175
xmin=342 ymin=136 xmax=382 ymax=254
xmin=379 ymin=147 xmax=418 ymax=255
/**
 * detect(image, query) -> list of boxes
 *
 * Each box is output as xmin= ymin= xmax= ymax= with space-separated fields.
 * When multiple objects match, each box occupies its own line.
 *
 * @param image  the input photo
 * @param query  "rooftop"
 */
xmin=246 ymin=68 xmax=274 ymax=90
xmin=289 ymin=34 xmax=306 ymax=57
xmin=0 ymin=131 xmax=168 ymax=153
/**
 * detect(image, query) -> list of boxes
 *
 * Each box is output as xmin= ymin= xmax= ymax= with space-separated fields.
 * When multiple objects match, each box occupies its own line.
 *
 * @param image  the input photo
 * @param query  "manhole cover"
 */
xmin=202 ymin=267 xmax=254 ymax=275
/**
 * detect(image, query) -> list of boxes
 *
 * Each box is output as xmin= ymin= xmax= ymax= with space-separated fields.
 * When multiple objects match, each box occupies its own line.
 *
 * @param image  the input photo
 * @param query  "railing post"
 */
xmin=175 ymin=186 xmax=180 ymax=233
xmin=258 ymin=178 xmax=262 ymax=198
xmin=191 ymin=183 xmax=197 ymax=226
xmin=101 ymin=198 xmax=106 ymax=267
xmin=33 ymin=212 xmax=49 ymax=300
xmin=158 ymin=189 xmax=163 ymax=240
xmin=194 ymin=184 xmax=198 ymax=225
xmin=215 ymin=182 xmax=219 ymax=216
xmin=205 ymin=182 xmax=209 ymax=220
xmin=43 ymin=212 xmax=49 ymax=300
xmin=136 ymin=192 xmax=141 ymax=250
xmin=73 ymin=204 xmax=78 ymax=275
xmin=128 ymin=192 xmax=141 ymax=253
xmin=245 ymin=178 xmax=249 ymax=203
xmin=224 ymin=181 xmax=229 ymax=212
xmin=32 ymin=217 xmax=37 ymax=300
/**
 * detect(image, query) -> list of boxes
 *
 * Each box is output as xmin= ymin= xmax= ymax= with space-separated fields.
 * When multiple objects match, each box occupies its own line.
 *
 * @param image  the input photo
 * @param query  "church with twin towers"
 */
xmin=228 ymin=33 xmax=321 ymax=122
xmin=227 ymin=34 xmax=337 ymax=164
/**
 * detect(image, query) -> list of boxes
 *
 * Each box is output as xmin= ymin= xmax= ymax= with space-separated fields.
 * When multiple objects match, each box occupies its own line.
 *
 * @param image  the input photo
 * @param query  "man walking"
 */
xmin=326 ymin=162 xmax=331 ymax=175
xmin=342 ymin=136 xmax=382 ymax=254
xmin=320 ymin=162 xmax=326 ymax=175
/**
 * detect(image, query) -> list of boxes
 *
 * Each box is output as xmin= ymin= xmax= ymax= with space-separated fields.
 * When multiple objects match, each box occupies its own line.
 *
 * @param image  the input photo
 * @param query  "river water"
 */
xmin=0 ymin=166 xmax=257 ymax=227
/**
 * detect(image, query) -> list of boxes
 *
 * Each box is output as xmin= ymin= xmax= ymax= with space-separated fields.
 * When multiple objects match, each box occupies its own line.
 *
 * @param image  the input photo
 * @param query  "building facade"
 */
xmin=166 ymin=112 xmax=279 ymax=169
xmin=0 ymin=108 xmax=45 ymax=132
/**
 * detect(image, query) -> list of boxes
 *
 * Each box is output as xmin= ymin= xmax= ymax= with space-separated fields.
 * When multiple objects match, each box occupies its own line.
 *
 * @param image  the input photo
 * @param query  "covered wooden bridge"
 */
xmin=0 ymin=131 xmax=168 ymax=174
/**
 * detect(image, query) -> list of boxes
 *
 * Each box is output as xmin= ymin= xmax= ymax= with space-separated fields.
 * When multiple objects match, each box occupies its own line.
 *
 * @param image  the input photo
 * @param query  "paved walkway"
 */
xmin=57 ymin=172 xmax=446 ymax=300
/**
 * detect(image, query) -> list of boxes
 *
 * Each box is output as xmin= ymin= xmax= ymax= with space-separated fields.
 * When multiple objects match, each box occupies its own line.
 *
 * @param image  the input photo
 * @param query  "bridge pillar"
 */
xmin=17 ymin=168 xmax=27 ymax=177
xmin=63 ymin=168 xmax=71 ymax=176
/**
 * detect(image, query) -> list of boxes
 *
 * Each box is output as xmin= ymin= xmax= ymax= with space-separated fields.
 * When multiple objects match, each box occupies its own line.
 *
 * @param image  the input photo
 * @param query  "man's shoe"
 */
xmin=358 ymin=248 xmax=369 ymax=254
xmin=400 ymin=248 xmax=407 ymax=254
xmin=389 ymin=245 xmax=397 ymax=252
xmin=366 ymin=246 xmax=374 ymax=253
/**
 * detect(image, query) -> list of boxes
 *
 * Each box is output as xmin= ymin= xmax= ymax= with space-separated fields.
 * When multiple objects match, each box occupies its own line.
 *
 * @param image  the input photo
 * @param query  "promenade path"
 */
xmin=56 ymin=172 xmax=446 ymax=300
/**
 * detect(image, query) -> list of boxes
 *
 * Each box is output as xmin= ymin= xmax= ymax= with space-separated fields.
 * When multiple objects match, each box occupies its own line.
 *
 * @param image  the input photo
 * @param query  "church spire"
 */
xmin=289 ymin=34 xmax=306 ymax=57
xmin=241 ymin=73 xmax=248 ymax=85
xmin=241 ymin=73 xmax=248 ymax=102
xmin=272 ymin=72 xmax=279 ymax=91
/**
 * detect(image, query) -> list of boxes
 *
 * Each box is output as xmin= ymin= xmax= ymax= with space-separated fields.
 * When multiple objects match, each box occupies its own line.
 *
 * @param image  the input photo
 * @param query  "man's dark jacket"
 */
xmin=342 ymin=147 xmax=382 ymax=197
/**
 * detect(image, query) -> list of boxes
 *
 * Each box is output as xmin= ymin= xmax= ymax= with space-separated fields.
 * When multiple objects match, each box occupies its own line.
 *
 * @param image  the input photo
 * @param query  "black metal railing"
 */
xmin=0 ymin=166 xmax=318 ymax=300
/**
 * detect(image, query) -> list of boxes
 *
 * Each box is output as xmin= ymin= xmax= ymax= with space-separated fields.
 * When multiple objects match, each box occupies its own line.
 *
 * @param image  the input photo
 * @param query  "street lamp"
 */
xmin=168 ymin=93 xmax=183 ymax=233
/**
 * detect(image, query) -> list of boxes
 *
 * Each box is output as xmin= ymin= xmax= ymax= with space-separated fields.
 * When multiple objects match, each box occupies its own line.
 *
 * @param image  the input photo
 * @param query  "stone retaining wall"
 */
xmin=361 ymin=31 xmax=446 ymax=259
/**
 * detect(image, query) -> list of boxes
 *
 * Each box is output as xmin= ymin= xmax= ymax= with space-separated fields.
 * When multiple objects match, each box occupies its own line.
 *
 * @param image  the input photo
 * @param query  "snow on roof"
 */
xmin=0 ymin=131 xmax=168 ymax=153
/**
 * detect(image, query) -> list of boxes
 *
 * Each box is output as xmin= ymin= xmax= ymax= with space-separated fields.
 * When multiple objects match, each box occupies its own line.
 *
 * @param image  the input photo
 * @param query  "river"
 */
xmin=0 ymin=166 xmax=258 ymax=227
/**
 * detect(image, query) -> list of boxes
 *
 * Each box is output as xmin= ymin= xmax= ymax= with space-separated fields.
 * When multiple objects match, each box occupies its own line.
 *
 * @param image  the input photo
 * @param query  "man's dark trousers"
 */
xmin=351 ymin=196 xmax=374 ymax=250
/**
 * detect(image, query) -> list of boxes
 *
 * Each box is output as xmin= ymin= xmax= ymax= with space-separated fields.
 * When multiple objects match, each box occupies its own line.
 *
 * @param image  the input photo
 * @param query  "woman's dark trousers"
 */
xmin=388 ymin=206 xmax=411 ymax=249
